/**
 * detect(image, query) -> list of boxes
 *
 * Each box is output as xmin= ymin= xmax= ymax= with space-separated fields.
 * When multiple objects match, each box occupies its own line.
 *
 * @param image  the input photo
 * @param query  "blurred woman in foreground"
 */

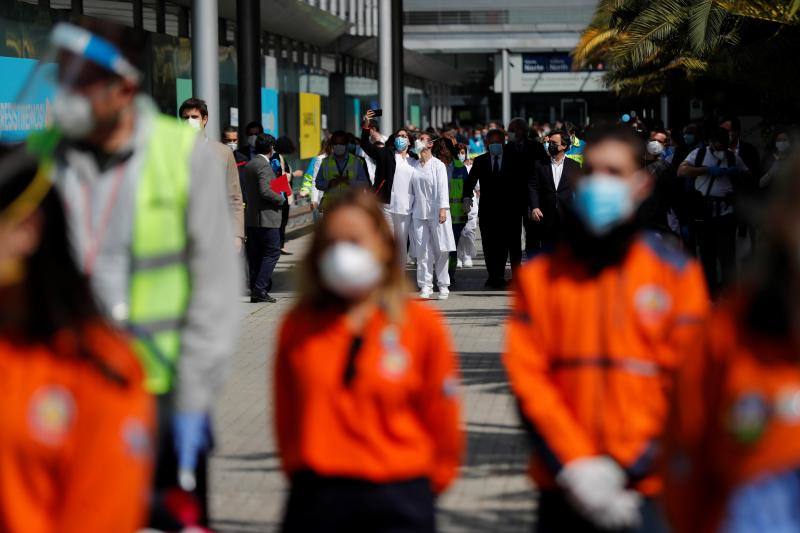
xmin=0 ymin=150 xmax=153 ymax=532
xmin=667 ymin=150 xmax=800 ymax=532
xmin=274 ymin=191 xmax=463 ymax=533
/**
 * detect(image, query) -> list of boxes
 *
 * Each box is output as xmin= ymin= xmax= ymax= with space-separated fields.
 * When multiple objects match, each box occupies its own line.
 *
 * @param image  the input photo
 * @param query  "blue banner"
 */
xmin=0 ymin=57 xmax=57 ymax=142
xmin=261 ymin=88 xmax=279 ymax=137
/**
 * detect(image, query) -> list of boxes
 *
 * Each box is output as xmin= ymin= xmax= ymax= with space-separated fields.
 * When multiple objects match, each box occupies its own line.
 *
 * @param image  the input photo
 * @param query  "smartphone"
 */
xmin=371 ymin=108 xmax=383 ymax=117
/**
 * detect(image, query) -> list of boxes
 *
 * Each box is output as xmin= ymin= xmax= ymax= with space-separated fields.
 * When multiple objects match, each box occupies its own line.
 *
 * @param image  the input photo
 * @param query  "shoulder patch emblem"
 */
xmin=28 ymin=385 xmax=75 ymax=446
xmin=635 ymin=284 xmax=672 ymax=322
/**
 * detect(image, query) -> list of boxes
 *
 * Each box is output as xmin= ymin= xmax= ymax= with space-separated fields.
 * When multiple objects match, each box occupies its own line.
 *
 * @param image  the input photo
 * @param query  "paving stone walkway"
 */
xmin=210 ymin=228 xmax=535 ymax=532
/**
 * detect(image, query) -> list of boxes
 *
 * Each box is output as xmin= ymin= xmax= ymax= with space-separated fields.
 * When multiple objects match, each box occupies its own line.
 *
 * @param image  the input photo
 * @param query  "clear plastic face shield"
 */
xmin=13 ymin=23 xmax=141 ymax=141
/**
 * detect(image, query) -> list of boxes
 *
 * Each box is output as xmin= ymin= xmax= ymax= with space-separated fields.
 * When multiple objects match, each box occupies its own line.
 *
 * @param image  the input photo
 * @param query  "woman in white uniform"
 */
xmin=410 ymin=133 xmax=456 ymax=300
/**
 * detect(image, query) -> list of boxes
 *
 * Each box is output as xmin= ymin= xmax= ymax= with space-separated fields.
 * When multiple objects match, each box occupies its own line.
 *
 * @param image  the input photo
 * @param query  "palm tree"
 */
xmin=574 ymin=0 xmax=800 ymax=94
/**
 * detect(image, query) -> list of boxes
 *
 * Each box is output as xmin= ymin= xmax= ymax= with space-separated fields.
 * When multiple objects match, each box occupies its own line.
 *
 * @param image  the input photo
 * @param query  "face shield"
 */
xmin=12 ymin=23 xmax=141 ymax=142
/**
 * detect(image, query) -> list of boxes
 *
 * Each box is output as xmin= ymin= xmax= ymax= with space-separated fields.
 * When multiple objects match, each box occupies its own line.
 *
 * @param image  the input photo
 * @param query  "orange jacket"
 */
xmin=504 ymin=233 xmax=709 ymax=496
xmin=274 ymin=300 xmax=463 ymax=493
xmin=0 ymin=324 xmax=154 ymax=533
xmin=666 ymin=300 xmax=800 ymax=533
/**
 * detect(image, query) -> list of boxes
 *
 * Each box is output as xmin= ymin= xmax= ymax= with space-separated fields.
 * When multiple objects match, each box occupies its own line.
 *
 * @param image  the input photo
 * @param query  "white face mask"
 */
xmin=247 ymin=135 xmax=257 ymax=148
xmin=646 ymin=140 xmax=665 ymax=156
xmin=776 ymin=140 xmax=791 ymax=153
xmin=458 ymin=153 xmax=466 ymax=162
xmin=413 ymin=139 xmax=428 ymax=154
xmin=51 ymin=91 xmax=95 ymax=139
xmin=319 ymin=242 xmax=382 ymax=299
xmin=226 ymin=142 xmax=238 ymax=151
xmin=186 ymin=117 xmax=202 ymax=130
xmin=713 ymin=149 xmax=728 ymax=160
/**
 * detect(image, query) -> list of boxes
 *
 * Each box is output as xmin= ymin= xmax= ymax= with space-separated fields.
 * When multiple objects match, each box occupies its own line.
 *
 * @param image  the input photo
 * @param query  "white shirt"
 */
xmin=410 ymin=156 xmax=449 ymax=220
xmin=551 ymin=156 xmax=565 ymax=189
xmin=389 ymin=153 xmax=415 ymax=215
xmin=683 ymin=147 xmax=749 ymax=216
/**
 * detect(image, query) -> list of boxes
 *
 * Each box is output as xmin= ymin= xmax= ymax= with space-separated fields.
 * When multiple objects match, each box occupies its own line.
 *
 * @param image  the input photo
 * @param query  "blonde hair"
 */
xmin=296 ymin=190 xmax=408 ymax=321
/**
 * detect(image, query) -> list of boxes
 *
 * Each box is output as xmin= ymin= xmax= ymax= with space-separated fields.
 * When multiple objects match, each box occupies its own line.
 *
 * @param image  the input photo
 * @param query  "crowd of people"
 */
xmin=5 ymin=16 xmax=800 ymax=533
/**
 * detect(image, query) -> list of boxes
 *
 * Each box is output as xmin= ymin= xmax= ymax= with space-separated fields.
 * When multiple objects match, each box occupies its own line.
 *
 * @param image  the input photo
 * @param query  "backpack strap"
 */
xmin=694 ymin=146 xmax=706 ymax=168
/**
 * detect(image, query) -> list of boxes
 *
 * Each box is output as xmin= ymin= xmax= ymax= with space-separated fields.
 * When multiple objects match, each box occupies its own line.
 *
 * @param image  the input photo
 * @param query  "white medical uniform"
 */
xmin=387 ymin=152 xmax=416 ymax=264
xmin=410 ymin=156 xmax=456 ymax=291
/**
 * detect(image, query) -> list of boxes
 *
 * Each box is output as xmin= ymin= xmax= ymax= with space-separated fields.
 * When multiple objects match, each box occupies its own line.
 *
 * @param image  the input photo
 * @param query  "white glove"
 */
xmin=556 ymin=456 xmax=642 ymax=530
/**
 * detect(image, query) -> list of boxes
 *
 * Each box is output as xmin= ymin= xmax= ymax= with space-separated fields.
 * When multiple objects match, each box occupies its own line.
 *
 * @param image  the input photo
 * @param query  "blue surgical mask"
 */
xmin=573 ymin=174 xmax=635 ymax=236
xmin=683 ymin=133 xmax=695 ymax=146
xmin=488 ymin=143 xmax=503 ymax=156
xmin=394 ymin=136 xmax=409 ymax=152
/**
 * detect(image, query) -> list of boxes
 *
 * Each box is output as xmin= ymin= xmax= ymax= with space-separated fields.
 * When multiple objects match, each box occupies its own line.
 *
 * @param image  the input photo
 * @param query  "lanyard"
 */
xmin=81 ymin=164 xmax=127 ymax=275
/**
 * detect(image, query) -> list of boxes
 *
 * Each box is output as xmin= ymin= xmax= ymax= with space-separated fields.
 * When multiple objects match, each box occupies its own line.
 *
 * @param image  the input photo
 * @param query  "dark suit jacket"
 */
xmin=504 ymin=140 xmax=548 ymax=215
xmin=243 ymin=155 xmax=285 ymax=229
xmin=530 ymin=157 xmax=581 ymax=234
xmin=463 ymin=151 xmax=515 ymax=220
xmin=360 ymin=129 xmax=396 ymax=204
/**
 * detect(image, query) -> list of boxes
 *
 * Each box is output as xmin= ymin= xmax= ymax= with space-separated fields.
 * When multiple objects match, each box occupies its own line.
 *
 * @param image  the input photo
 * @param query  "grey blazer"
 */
xmin=243 ymin=154 xmax=285 ymax=229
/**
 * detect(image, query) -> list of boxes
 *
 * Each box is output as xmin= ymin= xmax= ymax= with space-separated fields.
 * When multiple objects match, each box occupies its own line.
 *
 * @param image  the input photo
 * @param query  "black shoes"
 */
xmin=484 ymin=279 xmax=510 ymax=290
xmin=250 ymin=293 xmax=277 ymax=303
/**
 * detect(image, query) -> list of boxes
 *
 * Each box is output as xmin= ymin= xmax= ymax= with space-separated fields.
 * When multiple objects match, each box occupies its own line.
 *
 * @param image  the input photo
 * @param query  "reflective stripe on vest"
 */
xmin=449 ymin=162 xmax=468 ymax=224
xmin=321 ymin=154 xmax=357 ymax=210
xmin=129 ymin=115 xmax=195 ymax=394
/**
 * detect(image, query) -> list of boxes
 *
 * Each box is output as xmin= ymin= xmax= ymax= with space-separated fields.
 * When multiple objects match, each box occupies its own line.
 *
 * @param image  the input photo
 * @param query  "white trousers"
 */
xmin=412 ymin=218 xmax=450 ymax=290
xmin=458 ymin=214 xmax=478 ymax=261
xmin=383 ymin=206 xmax=413 ymax=265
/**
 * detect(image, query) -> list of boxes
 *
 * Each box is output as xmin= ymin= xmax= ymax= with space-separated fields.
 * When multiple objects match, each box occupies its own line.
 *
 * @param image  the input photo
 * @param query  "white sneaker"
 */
xmin=419 ymin=288 xmax=433 ymax=299
xmin=438 ymin=287 xmax=450 ymax=300
xmin=463 ymin=257 xmax=473 ymax=268
xmin=456 ymin=259 xmax=464 ymax=268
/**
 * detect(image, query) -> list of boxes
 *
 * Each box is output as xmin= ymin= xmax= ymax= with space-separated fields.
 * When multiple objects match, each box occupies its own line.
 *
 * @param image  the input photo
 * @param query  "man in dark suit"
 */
xmin=243 ymin=133 xmax=285 ymax=303
xmin=463 ymin=128 xmax=519 ymax=289
xmin=530 ymin=130 xmax=582 ymax=252
xmin=506 ymin=117 xmax=549 ymax=257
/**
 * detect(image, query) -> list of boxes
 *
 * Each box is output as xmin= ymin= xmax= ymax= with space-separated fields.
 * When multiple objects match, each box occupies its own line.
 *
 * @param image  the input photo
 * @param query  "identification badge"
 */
xmin=379 ymin=326 xmax=409 ymax=379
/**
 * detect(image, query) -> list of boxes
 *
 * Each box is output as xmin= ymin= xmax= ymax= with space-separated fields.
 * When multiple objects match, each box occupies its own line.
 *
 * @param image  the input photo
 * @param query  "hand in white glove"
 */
xmin=556 ymin=456 xmax=642 ymax=530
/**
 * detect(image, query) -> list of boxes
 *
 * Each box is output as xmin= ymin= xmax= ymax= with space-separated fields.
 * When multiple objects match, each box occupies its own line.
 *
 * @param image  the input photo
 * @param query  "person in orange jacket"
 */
xmin=666 ymin=151 xmax=800 ymax=533
xmin=503 ymin=126 xmax=709 ymax=532
xmin=0 ymin=149 xmax=154 ymax=532
xmin=274 ymin=189 xmax=464 ymax=533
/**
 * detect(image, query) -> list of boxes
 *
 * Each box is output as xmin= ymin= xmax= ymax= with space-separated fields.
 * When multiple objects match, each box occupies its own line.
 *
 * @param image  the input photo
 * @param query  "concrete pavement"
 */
xmin=210 ymin=229 xmax=535 ymax=532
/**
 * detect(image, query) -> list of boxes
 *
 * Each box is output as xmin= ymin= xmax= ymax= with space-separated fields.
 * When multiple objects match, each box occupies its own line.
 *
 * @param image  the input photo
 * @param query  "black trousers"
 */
xmin=479 ymin=214 xmax=521 ymax=283
xmin=148 ymin=395 xmax=211 ymax=529
xmin=246 ymin=226 xmax=281 ymax=295
xmin=536 ymin=491 xmax=668 ymax=533
xmin=282 ymin=472 xmax=436 ymax=533
xmin=696 ymin=213 xmax=737 ymax=297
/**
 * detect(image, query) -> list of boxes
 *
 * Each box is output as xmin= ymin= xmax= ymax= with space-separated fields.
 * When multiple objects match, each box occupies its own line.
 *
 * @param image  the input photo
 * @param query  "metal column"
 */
xmin=501 ymin=48 xmax=511 ymax=128
xmin=391 ymin=0 xmax=404 ymax=129
xmin=192 ymin=0 xmax=221 ymax=140
xmin=378 ymin=0 xmax=393 ymax=133
xmin=237 ymin=0 xmax=261 ymax=136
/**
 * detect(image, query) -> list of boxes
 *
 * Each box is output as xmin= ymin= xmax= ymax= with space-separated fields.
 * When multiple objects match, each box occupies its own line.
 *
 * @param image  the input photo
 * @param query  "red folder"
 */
xmin=270 ymin=173 xmax=292 ymax=195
